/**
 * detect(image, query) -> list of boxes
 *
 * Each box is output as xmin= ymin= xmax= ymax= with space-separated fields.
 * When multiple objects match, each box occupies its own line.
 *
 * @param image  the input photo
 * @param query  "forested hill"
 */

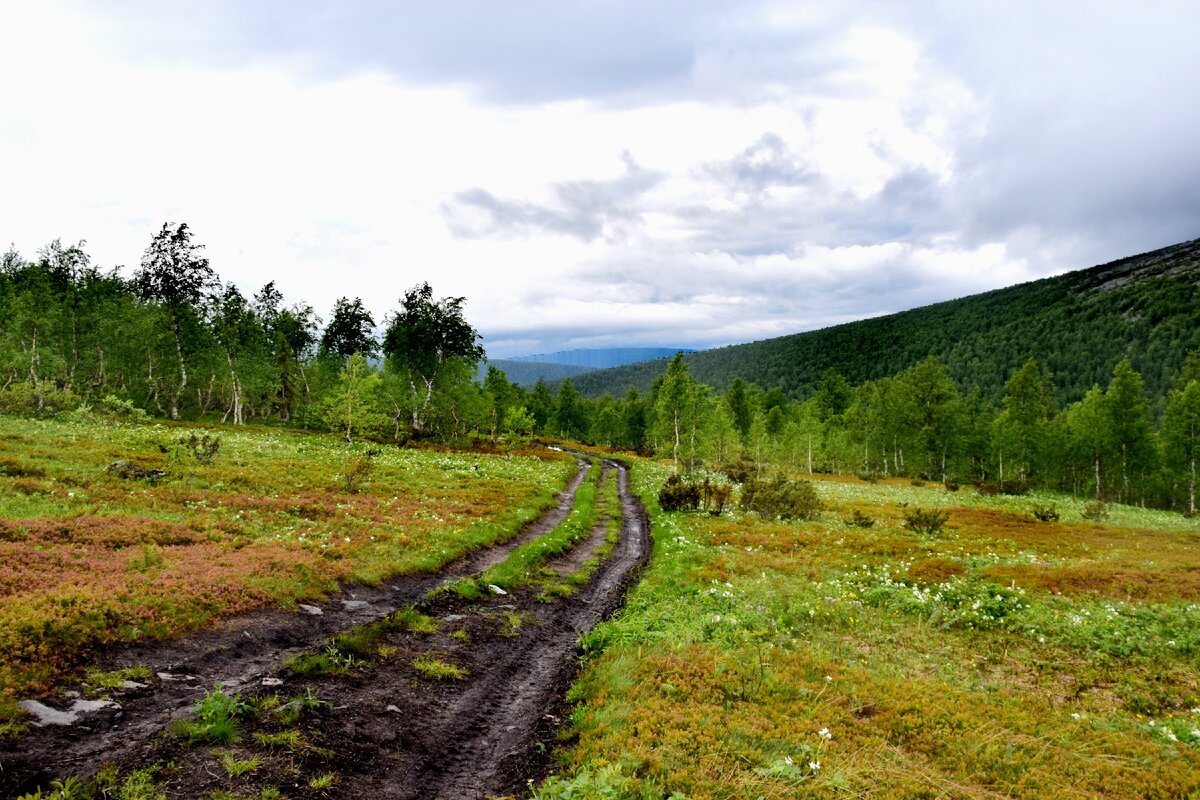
xmin=510 ymin=347 xmax=694 ymax=369
xmin=570 ymin=238 xmax=1200 ymax=404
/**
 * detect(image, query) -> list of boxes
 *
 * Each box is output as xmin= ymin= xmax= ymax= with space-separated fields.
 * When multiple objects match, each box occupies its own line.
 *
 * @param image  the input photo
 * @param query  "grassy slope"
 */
xmin=538 ymin=462 xmax=1200 ymax=798
xmin=570 ymin=238 xmax=1200 ymax=404
xmin=0 ymin=414 xmax=575 ymax=706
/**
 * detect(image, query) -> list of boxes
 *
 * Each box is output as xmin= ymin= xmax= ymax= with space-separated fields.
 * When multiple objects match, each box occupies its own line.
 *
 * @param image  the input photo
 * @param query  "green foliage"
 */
xmin=740 ymin=474 xmax=822 ymax=520
xmin=570 ymin=239 xmax=1200 ymax=407
xmin=411 ymin=654 xmax=467 ymax=680
xmin=1030 ymin=503 xmax=1060 ymax=522
xmin=902 ymin=507 xmax=950 ymax=536
xmin=173 ymin=686 xmax=249 ymax=744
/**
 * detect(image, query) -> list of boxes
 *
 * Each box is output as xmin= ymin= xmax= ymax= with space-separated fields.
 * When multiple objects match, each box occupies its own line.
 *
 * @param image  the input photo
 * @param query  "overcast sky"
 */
xmin=3 ymin=2 xmax=1197 ymax=358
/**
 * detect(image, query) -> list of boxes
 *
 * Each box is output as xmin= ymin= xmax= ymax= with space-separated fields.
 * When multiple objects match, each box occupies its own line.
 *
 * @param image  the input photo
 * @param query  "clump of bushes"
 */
xmin=740 ymin=473 xmax=822 ymax=521
xmin=858 ymin=471 xmax=881 ymax=484
xmin=658 ymin=474 xmax=732 ymax=515
xmin=0 ymin=381 xmax=81 ymax=418
xmin=1031 ymin=503 xmax=1060 ymax=522
xmin=944 ymin=480 xmax=961 ymax=492
xmin=1081 ymin=501 xmax=1109 ymax=521
xmin=178 ymin=433 xmax=220 ymax=464
xmin=903 ymin=506 xmax=950 ymax=536
xmin=843 ymin=508 xmax=876 ymax=528
xmin=719 ymin=459 xmax=759 ymax=484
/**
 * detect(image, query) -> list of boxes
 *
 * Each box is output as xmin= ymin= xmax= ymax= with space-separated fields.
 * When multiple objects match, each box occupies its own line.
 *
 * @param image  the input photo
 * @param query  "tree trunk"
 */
xmin=1094 ymin=455 xmax=1102 ymax=501
xmin=170 ymin=316 xmax=186 ymax=420
xmin=806 ymin=434 xmax=813 ymax=475
xmin=1190 ymin=456 xmax=1196 ymax=515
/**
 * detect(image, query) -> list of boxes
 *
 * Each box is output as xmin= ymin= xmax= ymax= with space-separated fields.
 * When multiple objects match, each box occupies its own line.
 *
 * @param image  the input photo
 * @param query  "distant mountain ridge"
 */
xmin=509 ymin=347 xmax=694 ymax=370
xmin=479 ymin=347 xmax=694 ymax=387
xmin=568 ymin=238 xmax=1200 ymax=405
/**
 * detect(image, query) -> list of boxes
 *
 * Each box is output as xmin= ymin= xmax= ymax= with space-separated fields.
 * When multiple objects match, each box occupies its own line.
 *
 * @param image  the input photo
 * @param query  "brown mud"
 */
xmin=2 ymin=457 xmax=650 ymax=800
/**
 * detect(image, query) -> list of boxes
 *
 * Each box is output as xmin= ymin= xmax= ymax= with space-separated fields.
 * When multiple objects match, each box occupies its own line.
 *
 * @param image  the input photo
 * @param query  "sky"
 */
xmin=2 ymin=2 xmax=1198 ymax=358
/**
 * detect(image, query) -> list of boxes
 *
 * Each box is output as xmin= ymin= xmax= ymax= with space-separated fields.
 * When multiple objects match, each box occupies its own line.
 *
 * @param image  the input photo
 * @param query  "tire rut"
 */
xmin=0 ymin=457 xmax=593 ymax=796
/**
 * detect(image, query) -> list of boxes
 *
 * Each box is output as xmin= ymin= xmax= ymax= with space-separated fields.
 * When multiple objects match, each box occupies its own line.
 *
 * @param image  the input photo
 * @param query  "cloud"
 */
xmin=444 ymin=153 xmax=664 ymax=242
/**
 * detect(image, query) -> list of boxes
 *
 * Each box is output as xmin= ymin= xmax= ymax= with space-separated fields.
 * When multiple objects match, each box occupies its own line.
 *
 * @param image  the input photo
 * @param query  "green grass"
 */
xmin=412 ymin=654 xmax=467 ymax=681
xmin=479 ymin=460 xmax=602 ymax=590
xmin=217 ymin=751 xmax=261 ymax=777
xmin=82 ymin=665 xmax=152 ymax=696
xmin=172 ymin=686 xmax=249 ymax=745
xmin=537 ymin=460 xmax=1200 ymax=799
xmin=0 ymin=412 xmax=575 ymax=698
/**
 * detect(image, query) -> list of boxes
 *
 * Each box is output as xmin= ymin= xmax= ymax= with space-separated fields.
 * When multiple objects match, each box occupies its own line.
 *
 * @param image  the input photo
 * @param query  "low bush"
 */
xmin=740 ymin=474 xmax=822 ymax=521
xmin=902 ymin=507 xmax=950 ymax=536
xmin=1031 ymin=503 xmax=1060 ymax=522
xmin=658 ymin=474 xmax=700 ymax=512
xmin=1081 ymin=501 xmax=1109 ymax=521
xmin=843 ymin=508 xmax=876 ymax=528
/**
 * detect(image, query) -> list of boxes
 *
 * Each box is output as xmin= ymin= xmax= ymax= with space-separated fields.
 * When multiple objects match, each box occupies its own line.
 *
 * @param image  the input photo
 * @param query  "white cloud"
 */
xmin=1 ymin=1 xmax=1196 ymax=360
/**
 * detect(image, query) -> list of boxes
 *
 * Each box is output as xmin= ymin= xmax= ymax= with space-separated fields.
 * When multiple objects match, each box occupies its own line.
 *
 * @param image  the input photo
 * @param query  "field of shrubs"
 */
xmin=539 ymin=465 xmax=1200 ymax=798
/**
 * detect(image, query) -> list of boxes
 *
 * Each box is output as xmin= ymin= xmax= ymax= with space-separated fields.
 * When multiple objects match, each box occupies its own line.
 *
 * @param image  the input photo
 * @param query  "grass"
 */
xmin=82 ymin=665 xmax=152 ymax=696
xmin=412 ymin=654 xmax=467 ymax=681
xmin=537 ymin=459 xmax=1200 ymax=799
xmin=217 ymin=751 xmax=261 ymax=777
xmin=0 ymin=412 xmax=575 ymax=699
xmin=478 ymin=460 xmax=603 ymax=591
xmin=172 ymin=686 xmax=249 ymax=745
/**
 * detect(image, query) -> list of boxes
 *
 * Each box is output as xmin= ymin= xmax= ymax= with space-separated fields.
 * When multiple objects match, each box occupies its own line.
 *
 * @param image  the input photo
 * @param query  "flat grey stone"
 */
xmin=118 ymin=680 xmax=147 ymax=690
xmin=20 ymin=698 xmax=118 ymax=726
xmin=386 ymin=704 xmax=401 ymax=713
xmin=261 ymin=677 xmax=284 ymax=687
xmin=486 ymin=584 xmax=508 ymax=596
xmin=442 ymin=614 xmax=466 ymax=622
xmin=156 ymin=672 xmax=198 ymax=682
xmin=341 ymin=600 xmax=370 ymax=611
xmin=299 ymin=604 xmax=324 ymax=616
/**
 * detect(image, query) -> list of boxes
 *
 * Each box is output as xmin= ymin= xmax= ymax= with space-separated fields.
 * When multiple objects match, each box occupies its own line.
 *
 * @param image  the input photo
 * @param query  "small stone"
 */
xmin=341 ymin=600 xmax=370 ymax=611
xmin=118 ymin=681 xmax=147 ymax=690
xmin=156 ymin=672 xmax=198 ymax=682
xmin=20 ymin=698 xmax=119 ymax=727
xmin=442 ymin=614 xmax=466 ymax=623
xmin=299 ymin=604 xmax=324 ymax=616
xmin=386 ymin=704 xmax=401 ymax=713
xmin=487 ymin=584 xmax=508 ymax=596
xmin=261 ymin=677 xmax=284 ymax=687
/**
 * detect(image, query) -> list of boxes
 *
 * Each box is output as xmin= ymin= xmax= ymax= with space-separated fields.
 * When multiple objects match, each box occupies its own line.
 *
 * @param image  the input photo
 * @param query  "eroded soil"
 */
xmin=2 ymin=457 xmax=649 ymax=799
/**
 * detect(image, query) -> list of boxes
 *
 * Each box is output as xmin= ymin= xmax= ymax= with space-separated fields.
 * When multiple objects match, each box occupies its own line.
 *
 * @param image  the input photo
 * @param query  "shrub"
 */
xmin=740 ymin=474 xmax=822 ymax=521
xmin=944 ymin=481 xmax=961 ymax=492
xmin=178 ymin=433 xmax=220 ymax=464
xmin=0 ymin=381 xmax=81 ymax=418
xmin=910 ymin=478 xmax=926 ymax=488
xmin=340 ymin=449 xmax=378 ymax=493
xmin=658 ymin=474 xmax=700 ymax=512
xmin=858 ymin=471 xmax=881 ymax=484
xmin=0 ymin=458 xmax=46 ymax=479
xmin=1081 ymin=501 xmax=1109 ymax=521
xmin=1031 ymin=503 xmax=1060 ymax=522
xmin=843 ymin=509 xmax=876 ymax=528
xmin=720 ymin=460 xmax=758 ymax=484
xmin=902 ymin=507 xmax=950 ymax=536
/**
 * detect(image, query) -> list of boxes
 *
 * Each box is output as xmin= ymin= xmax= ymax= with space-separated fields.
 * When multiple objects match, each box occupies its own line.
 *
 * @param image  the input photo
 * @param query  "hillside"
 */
xmin=571 ymin=238 xmax=1200 ymax=404
xmin=478 ymin=359 xmax=594 ymax=386
xmin=510 ymin=347 xmax=694 ymax=370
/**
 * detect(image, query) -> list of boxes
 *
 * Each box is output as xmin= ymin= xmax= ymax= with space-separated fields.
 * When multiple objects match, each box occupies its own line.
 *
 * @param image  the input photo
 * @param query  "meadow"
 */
xmin=0 ymin=414 xmax=574 ymax=729
xmin=539 ymin=464 xmax=1200 ymax=799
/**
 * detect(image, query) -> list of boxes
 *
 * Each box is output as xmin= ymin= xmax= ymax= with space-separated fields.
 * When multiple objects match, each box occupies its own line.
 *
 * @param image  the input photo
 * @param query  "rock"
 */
xmin=442 ymin=614 xmax=466 ymax=623
xmin=261 ymin=677 xmax=284 ymax=687
xmin=341 ymin=600 xmax=370 ymax=611
xmin=157 ymin=672 xmax=198 ymax=682
xmin=19 ymin=698 xmax=119 ymax=727
xmin=386 ymin=704 xmax=401 ymax=713
xmin=118 ymin=681 xmax=147 ymax=690
xmin=299 ymin=604 xmax=324 ymax=616
xmin=487 ymin=584 xmax=508 ymax=596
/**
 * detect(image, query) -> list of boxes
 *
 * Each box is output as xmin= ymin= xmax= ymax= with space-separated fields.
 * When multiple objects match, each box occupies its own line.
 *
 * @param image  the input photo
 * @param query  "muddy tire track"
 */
xmin=0 ymin=458 xmax=593 ymax=795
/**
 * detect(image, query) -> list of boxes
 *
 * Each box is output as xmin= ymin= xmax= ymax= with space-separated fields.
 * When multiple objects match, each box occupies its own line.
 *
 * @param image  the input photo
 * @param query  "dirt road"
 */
xmin=2 ymin=456 xmax=650 ymax=799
